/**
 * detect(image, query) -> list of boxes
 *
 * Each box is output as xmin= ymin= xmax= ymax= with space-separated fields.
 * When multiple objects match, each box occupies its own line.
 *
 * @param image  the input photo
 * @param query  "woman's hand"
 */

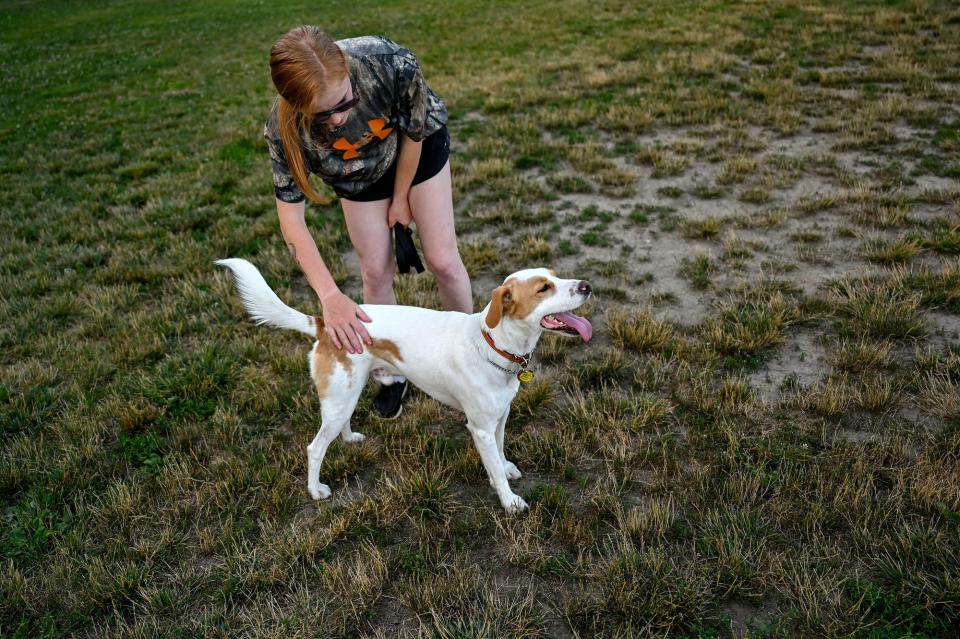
xmin=387 ymin=194 xmax=413 ymax=229
xmin=320 ymin=290 xmax=373 ymax=353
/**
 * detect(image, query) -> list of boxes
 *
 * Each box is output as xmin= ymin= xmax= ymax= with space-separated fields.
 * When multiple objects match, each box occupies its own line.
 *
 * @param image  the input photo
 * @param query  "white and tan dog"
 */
xmin=216 ymin=258 xmax=592 ymax=513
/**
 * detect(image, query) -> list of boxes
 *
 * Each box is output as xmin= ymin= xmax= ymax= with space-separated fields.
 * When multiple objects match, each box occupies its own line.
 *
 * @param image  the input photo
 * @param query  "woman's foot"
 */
xmin=372 ymin=379 xmax=408 ymax=419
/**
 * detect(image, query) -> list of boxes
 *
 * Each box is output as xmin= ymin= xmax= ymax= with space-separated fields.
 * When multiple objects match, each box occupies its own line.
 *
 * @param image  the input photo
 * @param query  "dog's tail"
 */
xmin=215 ymin=258 xmax=320 ymax=337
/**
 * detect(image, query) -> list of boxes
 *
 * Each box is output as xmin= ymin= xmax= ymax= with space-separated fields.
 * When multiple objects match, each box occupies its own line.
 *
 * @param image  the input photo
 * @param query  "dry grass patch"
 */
xmin=675 ymin=371 xmax=759 ymax=418
xmin=467 ymin=157 xmax=512 ymax=183
xmin=824 ymin=276 xmax=927 ymax=339
xmin=596 ymin=165 xmax=637 ymax=197
xmin=545 ymin=173 xmax=592 ymax=194
xmin=670 ymin=137 xmax=706 ymax=155
xmin=700 ymin=290 xmax=802 ymax=363
xmin=857 ymin=203 xmax=913 ymax=229
xmin=565 ymin=141 xmax=614 ymax=174
xmin=890 ymin=261 xmax=960 ymax=312
xmin=569 ymin=536 xmax=718 ymax=636
xmin=853 ymin=373 xmax=901 ymax=414
xmin=797 ymin=194 xmax=840 ymax=215
xmin=512 ymin=234 xmax=553 ymax=263
xmin=393 ymin=269 xmax=442 ymax=310
xmin=459 ymin=237 xmax=500 ymax=273
xmin=916 ymin=371 xmax=960 ymax=420
xmin=560 ymin=386 xmax=674 ymax=441
xmin=680 ymin=215 xmax=726 ymax=240
xmin=829 ymin=338 xmax=894 ymax=373
xmin=599 ymin=103 xmax=655 ymax=133
xmin=636 ymin=146 xmax=690 ymax=177
xmin=606 ymin=307 xmax=674 ymax=352
xmin=678 ymin=253 xmax=716 ymax=289
xmin=781 ymin=374 xmax=855 ymax=416
xmin=536 ymin=104 xmax=600 ymax=130
xmin=720 ymin=234 xmax=762 ymax=262
xmin=398 ymin=556 xmax=544 ymax=638
xmin=861 ymin=235 xmax=922 ymax=264
xmin=739 ymin=187 xmax=772 ymax=205
xmin=716 ymin=156 xmax=758 ymax=184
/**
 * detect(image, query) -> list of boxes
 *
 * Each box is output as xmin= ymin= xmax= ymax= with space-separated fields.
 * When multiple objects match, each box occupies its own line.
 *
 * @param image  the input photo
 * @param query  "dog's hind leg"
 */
xmin=307 ymin=355 xmax=367 ymax=500
xmin=339 ymin=420 xmax=365 ymax=443
xmin=306 ymin=422 xmax=339 ymax=500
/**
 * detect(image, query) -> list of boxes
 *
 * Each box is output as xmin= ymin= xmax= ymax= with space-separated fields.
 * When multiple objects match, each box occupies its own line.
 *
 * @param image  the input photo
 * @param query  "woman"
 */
xmin=264 ymin=27 xmax=472 ymax=418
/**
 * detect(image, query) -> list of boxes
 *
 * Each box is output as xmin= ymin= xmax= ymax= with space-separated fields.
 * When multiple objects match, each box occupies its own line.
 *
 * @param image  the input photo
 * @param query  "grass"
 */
xmin=3 ymin=0 xmax=960 ymax=637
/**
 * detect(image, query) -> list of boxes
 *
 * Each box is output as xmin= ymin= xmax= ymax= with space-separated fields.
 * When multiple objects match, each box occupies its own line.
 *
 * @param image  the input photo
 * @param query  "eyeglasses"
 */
xmin=312 ymin=77 xmax=358 ymax=123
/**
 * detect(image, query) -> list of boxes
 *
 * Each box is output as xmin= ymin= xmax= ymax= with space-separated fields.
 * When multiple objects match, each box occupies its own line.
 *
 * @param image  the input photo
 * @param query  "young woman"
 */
xmin=265 ymin=27 xmax=472 ymax=418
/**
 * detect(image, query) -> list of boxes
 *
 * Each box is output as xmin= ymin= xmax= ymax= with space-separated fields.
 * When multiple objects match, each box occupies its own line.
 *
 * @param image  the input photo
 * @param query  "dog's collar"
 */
xmin=486 ymin=357 xmax=523 ymax=376
xmin=481 ymin=329 xmax=531 ymax=368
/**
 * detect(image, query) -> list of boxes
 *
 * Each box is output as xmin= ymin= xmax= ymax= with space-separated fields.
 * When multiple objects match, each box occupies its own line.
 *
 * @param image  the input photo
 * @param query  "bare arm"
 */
xmin=276 ymin=198 xmax=372 ymax=352
xmin=393 ymin=133 xmax=422 ymax=199
xmin=276 ymin=198 xmax=339 ymax=298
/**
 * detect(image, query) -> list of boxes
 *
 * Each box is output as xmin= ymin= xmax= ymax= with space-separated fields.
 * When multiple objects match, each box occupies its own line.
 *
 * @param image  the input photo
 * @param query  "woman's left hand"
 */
xmin=387 ymin=193 xmax=413 ymax=228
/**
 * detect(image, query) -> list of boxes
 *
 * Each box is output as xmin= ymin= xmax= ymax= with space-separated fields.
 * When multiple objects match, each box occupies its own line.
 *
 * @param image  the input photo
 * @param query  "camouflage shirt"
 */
xmin=264 ymin=35 xmax=448 ymax=202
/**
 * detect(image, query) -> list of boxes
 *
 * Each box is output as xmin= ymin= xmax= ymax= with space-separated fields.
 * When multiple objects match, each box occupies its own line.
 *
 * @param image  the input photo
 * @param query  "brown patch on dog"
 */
xmin=368 ymin=338 xmax=403 ymax=365
xmin=312 ymin=332 xmax=352 ymax=399
xmin=505 ymin=276 xmax=551 ymax=320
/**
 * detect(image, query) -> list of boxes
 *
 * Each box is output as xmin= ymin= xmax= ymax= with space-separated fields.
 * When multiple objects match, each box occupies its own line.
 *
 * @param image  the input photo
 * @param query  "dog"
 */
xmin=216 ymin=258 xmax=592 ymax=512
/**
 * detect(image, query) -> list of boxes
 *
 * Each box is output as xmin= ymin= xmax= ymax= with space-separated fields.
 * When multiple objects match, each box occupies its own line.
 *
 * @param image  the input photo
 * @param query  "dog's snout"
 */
xmin=577 ymin=280 xmax=592 ymax=296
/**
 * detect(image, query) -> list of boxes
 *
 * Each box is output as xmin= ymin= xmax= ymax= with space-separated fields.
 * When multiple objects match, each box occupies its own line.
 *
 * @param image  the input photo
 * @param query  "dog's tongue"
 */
xmin=556 ymin=312 xmax=593 ymax=342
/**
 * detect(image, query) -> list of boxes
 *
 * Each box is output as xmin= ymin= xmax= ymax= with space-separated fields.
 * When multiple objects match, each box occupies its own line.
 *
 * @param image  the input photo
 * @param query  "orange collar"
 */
xmin=481 ymin=330 xmax=531 ymax=367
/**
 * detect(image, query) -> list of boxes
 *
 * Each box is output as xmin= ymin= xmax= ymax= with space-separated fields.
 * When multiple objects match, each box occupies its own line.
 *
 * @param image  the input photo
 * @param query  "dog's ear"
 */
xmin=485 ymin=285 xmax=513 ymax=329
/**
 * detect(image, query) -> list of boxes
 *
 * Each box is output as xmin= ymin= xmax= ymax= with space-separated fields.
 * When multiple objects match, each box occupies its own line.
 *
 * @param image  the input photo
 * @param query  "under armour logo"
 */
xmin=333 ymin=137 xmax=361 ymax=159
xmin=368 ymin=118 xmax=392 ymax=140
xmin=332 ymin=118 xmax=394 ymax=159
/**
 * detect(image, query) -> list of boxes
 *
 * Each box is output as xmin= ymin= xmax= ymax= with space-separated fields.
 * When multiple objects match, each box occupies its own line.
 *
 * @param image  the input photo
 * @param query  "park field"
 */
xmin=2 ymin=0 xmax=959 ymax=636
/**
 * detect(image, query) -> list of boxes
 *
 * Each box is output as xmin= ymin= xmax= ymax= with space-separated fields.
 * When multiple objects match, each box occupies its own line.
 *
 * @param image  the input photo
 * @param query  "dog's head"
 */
xmin=484 ymin=268 xmax=593 ymax=342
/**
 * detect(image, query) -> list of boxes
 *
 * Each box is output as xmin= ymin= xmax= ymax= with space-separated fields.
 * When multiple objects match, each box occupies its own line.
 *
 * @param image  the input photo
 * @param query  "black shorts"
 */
xmin=338 ymin=126 xmax=450 ymax=202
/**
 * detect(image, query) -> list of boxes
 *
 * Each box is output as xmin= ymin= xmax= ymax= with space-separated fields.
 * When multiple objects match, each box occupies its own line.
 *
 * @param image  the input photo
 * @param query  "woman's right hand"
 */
xmin=320 ymin=291 xmax=373 ymax=353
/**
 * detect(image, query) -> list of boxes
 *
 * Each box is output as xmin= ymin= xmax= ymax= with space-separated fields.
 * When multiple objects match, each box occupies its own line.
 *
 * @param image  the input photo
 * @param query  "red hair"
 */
xmin=269 ymin=26 xmax=348 ymax=204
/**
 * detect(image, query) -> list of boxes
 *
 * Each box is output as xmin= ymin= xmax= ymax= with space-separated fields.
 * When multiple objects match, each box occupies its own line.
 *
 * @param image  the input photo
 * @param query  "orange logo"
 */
xmin=333 ymin=137 xmax=360 ymax=159
xmin=368 ymin=118 xmax=392 ymax=140
xmin=332 ymin=118 xmax=393 ymax=159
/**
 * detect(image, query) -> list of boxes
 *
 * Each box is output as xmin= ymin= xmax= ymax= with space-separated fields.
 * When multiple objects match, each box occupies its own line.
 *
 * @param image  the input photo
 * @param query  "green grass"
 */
xmin=3 ymin=0 xmax=960 ymax=637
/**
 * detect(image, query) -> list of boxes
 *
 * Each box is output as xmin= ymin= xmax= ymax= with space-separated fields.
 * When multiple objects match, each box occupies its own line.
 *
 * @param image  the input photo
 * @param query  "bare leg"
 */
xmin=341 ymin=197 xmax=404 ymax=384
xmin=341 ymin=197 xmax=395 ymax=305
xmin=409 ymin=161 xmax=473 ymax=313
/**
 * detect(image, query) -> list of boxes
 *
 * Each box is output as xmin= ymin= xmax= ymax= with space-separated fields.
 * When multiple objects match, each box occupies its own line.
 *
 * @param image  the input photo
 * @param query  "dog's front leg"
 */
xmin=495 ymin=408 xmax=521 ymax=480
xmin=467 ymin=419 xmax=528 ymax=513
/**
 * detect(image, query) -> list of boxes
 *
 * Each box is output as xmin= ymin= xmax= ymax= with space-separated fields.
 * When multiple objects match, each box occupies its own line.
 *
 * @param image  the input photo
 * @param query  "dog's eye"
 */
xmin=539 ymin=283 xmax=552 ymax=293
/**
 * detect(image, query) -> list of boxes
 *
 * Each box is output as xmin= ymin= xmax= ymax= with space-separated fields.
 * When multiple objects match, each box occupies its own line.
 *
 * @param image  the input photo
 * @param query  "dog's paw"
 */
xmin=503 ymin=461 xmax=522 ymax=480
xmin=341 ymin=432 xmax=366 ymax=444
xmin=502 ymin=494 xmax=529 ymax=514
xmin=309 ymin=483 xmax=332 ymax=500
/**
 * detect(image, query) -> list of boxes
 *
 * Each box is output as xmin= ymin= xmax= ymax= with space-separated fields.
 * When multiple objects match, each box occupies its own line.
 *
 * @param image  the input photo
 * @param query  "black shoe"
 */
xmin=373 ymin=379 xmax=408 ymax=419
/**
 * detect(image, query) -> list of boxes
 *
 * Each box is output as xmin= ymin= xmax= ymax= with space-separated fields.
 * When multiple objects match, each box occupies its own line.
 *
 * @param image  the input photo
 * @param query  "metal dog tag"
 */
xmin=517 ymin=370 xmax=534 ymax=383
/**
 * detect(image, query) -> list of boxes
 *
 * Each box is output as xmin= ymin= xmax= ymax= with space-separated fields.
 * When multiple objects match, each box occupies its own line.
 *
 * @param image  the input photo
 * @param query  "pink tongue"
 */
xmin=555 ymin=312 xmax=593 ymax=342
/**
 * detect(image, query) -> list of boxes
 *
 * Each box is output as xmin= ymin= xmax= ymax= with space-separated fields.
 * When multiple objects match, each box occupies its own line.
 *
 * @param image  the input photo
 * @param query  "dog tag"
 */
xmin=517 ymin=370 xmax=534 ymax=383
